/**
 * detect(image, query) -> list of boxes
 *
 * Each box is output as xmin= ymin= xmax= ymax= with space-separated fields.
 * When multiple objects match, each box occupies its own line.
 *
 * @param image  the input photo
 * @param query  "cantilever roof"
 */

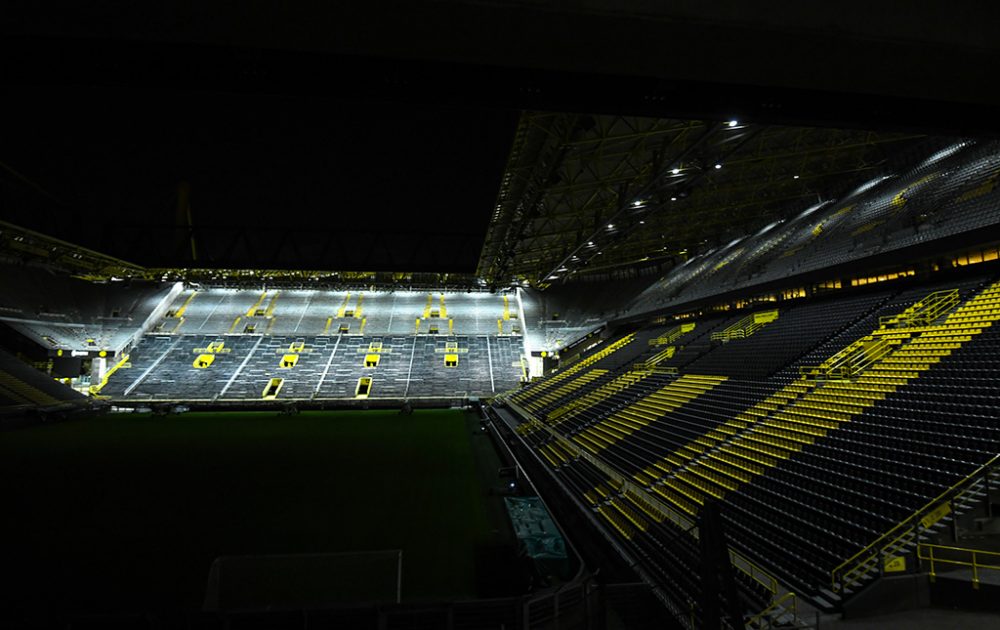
xmin=477 ymin=113 xmax=933 ymax=287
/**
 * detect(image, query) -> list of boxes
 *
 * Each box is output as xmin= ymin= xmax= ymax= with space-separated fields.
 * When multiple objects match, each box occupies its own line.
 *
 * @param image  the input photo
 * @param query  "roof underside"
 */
xmin=477 ymin=113 xmax=933 ymax=287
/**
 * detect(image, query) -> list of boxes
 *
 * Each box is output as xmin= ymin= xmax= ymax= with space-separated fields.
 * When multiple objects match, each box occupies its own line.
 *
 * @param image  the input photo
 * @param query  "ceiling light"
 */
xmin=639 ymin=220 xmax=645 ymax=224
xmin=728 ymin=120 xmax=738 ymax=127
xmin=632 ymin=200 xmax=643 ymax=207
xmin=715 ymin=163 xmax=722 ymax=169
xmin=607 ymin=223 xmax=614 ymax=229
xmin=672 ymin=168 xmax=680 ymax=175
xmin=793 ymin=175 xmax=800 ymax=179
xmin=670 ymin=196 xmax=677 ymax=201
xmin=587 ymin=241 xmax=594 ymax=246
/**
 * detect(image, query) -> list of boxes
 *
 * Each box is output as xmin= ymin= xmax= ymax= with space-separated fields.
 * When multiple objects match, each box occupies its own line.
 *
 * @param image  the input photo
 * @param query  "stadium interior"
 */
xmin=4 ymin=3 xmax=1000 ymax=629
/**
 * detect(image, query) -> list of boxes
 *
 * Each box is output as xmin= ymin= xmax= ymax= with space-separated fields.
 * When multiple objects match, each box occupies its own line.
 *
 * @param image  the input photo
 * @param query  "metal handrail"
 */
xmin=745 ymin=591 xmax=799 ymax=629
xmin=89 ymin=353 xmax=131 ymax=395
xmin=878 ymin=289 xmax=959 ymax=328
xmin=832 ymin=453 xmax=1000 ymax=591
xmin=800 ymin=336 xmax=898 ymax=380
xmin=918 ymin=544 xmax=1000 ymax=588
xmin=649 ymin=323 xmax=695 ymax=346
xmin=711 ymin=310 xmax=777 ymax=341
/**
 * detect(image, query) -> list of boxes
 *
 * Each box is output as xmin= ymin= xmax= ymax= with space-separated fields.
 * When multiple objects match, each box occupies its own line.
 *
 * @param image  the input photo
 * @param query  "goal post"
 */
xmin=203 ymin=549 xmax=402 ymax=612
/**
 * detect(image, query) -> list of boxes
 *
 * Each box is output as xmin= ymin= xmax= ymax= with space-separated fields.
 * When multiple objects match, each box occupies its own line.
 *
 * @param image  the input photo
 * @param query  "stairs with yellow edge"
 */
xmin=633 ymin=279 xmax=1000 ymax=520
xmin=523 ymin=369 xmax=608 ymax=414
xmin=508 ymin=333 xmax=636 ymax=407
xmin=572 ymin=374 xmax=727 ymax=455
xmin=580 ymin=479 xmax=659 ymax=540
xmin=0 ymin=370 xmax=61 ymax=407
xmin=546 ymin=369 xmax=648 ymax=425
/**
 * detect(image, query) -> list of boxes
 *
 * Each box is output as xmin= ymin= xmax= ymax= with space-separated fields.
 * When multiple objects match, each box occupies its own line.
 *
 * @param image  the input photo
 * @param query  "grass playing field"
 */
xmin=0 ymin=408 xmax=517 ymax=614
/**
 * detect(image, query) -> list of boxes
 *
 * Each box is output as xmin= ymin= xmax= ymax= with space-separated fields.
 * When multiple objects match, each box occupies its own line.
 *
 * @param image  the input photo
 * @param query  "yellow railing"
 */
xmin=89 ymin=353 xmax=131 ymax=396
xmin=918 ymin=544 xmax=1000 ymax=589
xmin=879 ymin=289 xmax=959 ymax=328
xmin=745 ymin=591 xmax=798 ymax=629
xmin=711 ymin=310 xmax=778 ymax=341
xmin=642 ymin=346 xmax=676 ymax=369
xmin=649 ymin=323 xmax=696 ymax=346
xmin=800 ymin=336 xmax=901 ymax=380
xmin=731 ymin=549 xmax=778 ymax=596
xmin=832 ymin=453 xmax=1000 ymax=592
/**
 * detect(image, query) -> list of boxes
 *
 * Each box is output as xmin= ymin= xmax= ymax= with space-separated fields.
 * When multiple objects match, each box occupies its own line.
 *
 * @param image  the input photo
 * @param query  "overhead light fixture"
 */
xmin=670 ymin=196 xmax=677 ymax=201
xmin=639 ymin=220 xmax=645 ymax=224
xmin=728 ymin=120 xmax=738 ymax=127
xmin=672 ymin=168 xmax=680 ymax=175
xmin=793 ymin=175 xmax=800 ymax=179
xmin=715 ymin=163 xmax=722 ymax=169
xmin=607 ymin=223 xmax=614 ymax=229
xmin=587 ymin=241 xmax=594 ymax=246
xmin=632 ymin=200 xmax=644 ymax=207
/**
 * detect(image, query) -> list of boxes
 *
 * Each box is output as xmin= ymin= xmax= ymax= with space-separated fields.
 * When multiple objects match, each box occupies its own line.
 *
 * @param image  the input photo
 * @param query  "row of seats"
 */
xmin=102 ymin=334 xmax=524 ymax=400
xmin=504 ymin=274 xmax=1000 ymax=608
xmin=159 ymin=288 xmax=516 ymax=337
xmin=626 ymin=139 xmax=1000 ymax=317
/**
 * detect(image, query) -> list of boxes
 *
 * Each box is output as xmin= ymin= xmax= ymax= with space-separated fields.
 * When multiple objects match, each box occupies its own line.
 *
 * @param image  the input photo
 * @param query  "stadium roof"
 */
xmin=3 ymin=2 xmax=999 ymax=284
xmin=477 ymin=115 xmax=932 ymax=286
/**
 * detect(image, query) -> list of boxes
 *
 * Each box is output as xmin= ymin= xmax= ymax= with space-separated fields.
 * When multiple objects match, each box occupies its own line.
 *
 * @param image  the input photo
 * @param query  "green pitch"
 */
xmin=0 ymin=409 xmax=511 ymax=613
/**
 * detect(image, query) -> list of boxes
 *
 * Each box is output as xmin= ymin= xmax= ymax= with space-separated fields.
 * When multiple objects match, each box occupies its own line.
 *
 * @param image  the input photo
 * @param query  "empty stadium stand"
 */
xmin=3 ymin=123 xmax=1000 ymax=630
xmin=626 ymin=139 xmax=1000 ymax=318
xmin=498 ymin=271 xmax=1000 ymax=625
xmin=0 ymin=265 xmax=177 ymax=353
xmin=0 ymin=347 xmax=87 ymax=413
xmin=101 ymin=333 xmax=524 ymax=402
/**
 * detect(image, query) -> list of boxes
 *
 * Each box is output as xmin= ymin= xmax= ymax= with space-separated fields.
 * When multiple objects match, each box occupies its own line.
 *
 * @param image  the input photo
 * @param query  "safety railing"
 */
xmin=89 ymin=353 xmax=131 ymax=396
xmin=642 ymin=346 xmax=676 ymax=369
xmin=918 ymin=544 xmax=1000 ymax=589
xmin=831 ymin=453 xmax=1000 ymax=593
xmin=650 ymin=323 xmax=696 ymax=346
xmin=731 ymin=549 xmax=778 ymax=596
xmin=711 ymin=310 xmax=778 ymax=341
xmin=879 ymin=289 xmax=959 ymax=328
xmin=745 ymin=591 xmax=801 ymax=629
xmin=800 ymin=336 xmax=900 ymax=380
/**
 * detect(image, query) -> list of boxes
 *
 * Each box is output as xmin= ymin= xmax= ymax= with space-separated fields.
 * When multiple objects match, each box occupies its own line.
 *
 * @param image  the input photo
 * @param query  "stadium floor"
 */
xmin=0 ymin=408 xmax=521 ymax=614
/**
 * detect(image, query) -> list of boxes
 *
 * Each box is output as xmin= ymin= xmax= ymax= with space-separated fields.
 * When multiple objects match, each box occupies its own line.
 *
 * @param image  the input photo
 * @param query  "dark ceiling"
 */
xmin=1 ymin=86 xmax=516 ymax=272
xmin=3 ymin=1 xmax=999 ymax=278
xmin=478 ymin=114 xmax=936 ymax=286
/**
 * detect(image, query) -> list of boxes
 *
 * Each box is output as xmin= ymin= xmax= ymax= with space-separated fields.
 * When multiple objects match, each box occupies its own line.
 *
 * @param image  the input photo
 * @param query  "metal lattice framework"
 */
xmin=477 ymin=113 xmax=926 ymax=287
xmin=0 ymin=220 xmax=144 ymax=280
